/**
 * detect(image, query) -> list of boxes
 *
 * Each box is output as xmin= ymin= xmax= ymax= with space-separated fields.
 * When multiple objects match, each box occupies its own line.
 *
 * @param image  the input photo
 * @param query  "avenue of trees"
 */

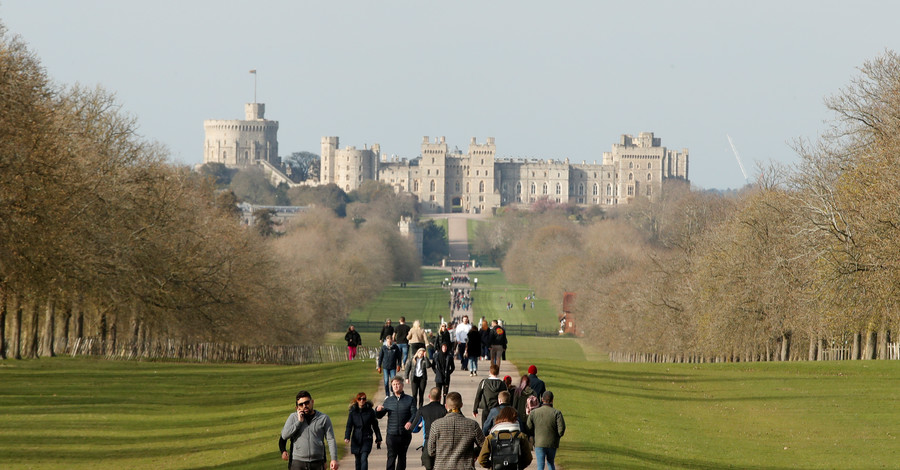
xmin=0 ymin=25 xmax=417 ymax=359
xmin=478 ymin=51 xmax=900 ymax=361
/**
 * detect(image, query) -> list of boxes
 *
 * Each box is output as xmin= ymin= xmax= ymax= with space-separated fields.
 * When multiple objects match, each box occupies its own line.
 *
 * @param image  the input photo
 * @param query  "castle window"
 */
xmin=593 ymin=183 xmax=598 ymax=196
xmin=516 ymin=182 xmax=522 ymax=194
xmin=542 ymin=183 xmax=548 ymax=195
xmin=555 ymin=183 xmax=561 ymax=195
xmin=455 ymin=182 xmax=460 ymax=192
xmin=647 ymin=173 xmax=652 ymax=181
xmin=476 ymin=170 xmax=479 ymax=176
xmin=531 ymin=183 xmax=536 ymax=194
xmin=578 ymin=183 xmax=584 ymax=196
xmin=646 ymin=186 xmax=652 ymax=197
xmin=629 ymin=162 xmax=633 ymax=169
xmin=414 ymin=180 xmax=419 ymax=191
xmin=627 ymin=186 xmax=634 ymax=196
xmin=479 ymin=181 xmax=485 ymax=193
xmin=606 ymin=184 xmax=612 ymax=196
xmin=427 ymin=169 xmax=431 ymax=175
xmin=346 ymin=185 xmax=351 ymax=191
xmin=628 ymin=173 xmax=634 ymax=181
xmin=466 ymin=182 xmax=470 ymax=193
xmin=430 ymin=180 xmax=436 ymax=192
xmin=648 ymin=163 xmax=652 ymax=169
xmin=502 ymin=182 xmax=507 ymax=192
xmin=244 ymin=151 xmax=249 ymax=161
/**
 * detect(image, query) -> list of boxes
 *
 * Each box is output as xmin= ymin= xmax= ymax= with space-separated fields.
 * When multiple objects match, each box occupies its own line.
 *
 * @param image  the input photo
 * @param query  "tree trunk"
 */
xmin=73 ymin=301 xmax=83 ymax=339
xmin=864 ymin=329 xmax=877 ymax=360
xmin=58 ymin=302 xmax=72 ymax=356
xmin=877 ymin=326 xmax=888 ymax=360
xmin=9 ymin=294 xmax=21 ymax=359
xmin=0 ymin=289 xmax=6 ymax=360
xmin=39 ymin=299 xmax=55 ymax=357
xmin=817 ymin=338 xmax=826 ymax=361
xmin=27 ymin=299 xmax=39 ymax=359
xmin=851 ymin=333 xmax=861 ymax=360
xmin=808 ymin=335 xmax=817 ymax=361
xmin=780 ymin=332 xmax=791 ymax=362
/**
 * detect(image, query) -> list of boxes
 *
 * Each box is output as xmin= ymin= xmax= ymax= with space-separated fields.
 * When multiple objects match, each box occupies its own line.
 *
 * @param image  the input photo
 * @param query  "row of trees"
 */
xmin=0 ymin=24 xmax=417 ymax=359
xmin=479 ymin=51 xmax=900 ymax=361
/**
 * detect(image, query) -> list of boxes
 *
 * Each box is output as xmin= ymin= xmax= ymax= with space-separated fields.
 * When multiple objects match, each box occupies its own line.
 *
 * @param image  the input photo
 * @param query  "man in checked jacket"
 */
xmin=427 ymin=391 xmax=485 ymax=470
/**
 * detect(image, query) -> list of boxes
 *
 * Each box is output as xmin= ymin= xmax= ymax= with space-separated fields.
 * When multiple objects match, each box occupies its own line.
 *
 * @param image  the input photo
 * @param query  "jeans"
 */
xmin=411 ymin=375 xmax=427 ymax=408
xmin=457 ymin=343 xmax=469 ymax=370
xmin=382 ymin=368 xmax=397 ymax=397
xmin=468 ymin=355 xmax=477 ymax=373
xmin=535 ymin=446 xmax=557 ymax=470
xmin=398 ymin=343 xmax=409 ymax=367
xmin=353 ymin=451 xmax=370 ymax=470
xmin=386 ymin=433 xmax=412 ymax=470
xmin=348 ymin=345 xmax=358 ymax=361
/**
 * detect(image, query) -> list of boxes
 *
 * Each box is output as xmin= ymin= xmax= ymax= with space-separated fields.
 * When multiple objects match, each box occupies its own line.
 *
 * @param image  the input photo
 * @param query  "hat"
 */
xmin=503 ymin=375 xmax=511 ymax=382
xmin=528 ymin=365 xmax=537 ymax=375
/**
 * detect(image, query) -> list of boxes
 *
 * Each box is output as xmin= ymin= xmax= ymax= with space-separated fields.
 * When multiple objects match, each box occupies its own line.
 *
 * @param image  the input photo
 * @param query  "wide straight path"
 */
xmin=338 ymin=267 xmax=542 ymax=469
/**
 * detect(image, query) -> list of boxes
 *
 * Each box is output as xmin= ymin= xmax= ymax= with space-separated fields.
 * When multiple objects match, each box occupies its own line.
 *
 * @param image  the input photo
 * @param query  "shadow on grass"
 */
xmin=563 ymin=441 xmax=799 ymax=470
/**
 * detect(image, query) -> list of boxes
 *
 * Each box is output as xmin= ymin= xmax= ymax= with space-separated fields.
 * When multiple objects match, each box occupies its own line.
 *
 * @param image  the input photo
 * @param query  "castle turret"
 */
xmin=203 ymin=103 xmax=279 ymax=168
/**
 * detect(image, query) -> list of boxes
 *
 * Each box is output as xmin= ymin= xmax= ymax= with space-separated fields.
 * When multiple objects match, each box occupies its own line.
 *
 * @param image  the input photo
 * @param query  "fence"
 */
xmin=345 ymin=320 xmax=542 ymax=336
xmin=64 ymin=337 xmax=380 ymax=365
xmin=609 ymin=342 xmax=900 ymax=364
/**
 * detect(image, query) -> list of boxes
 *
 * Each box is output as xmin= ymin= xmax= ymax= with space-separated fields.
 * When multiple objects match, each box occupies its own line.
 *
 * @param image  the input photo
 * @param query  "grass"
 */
xmin=505 ymin=337 xmax=900 ymax=469
xmin=349 ymin=268 xmax=450 ymax=325
xmin=0 ymin=356 xmax=380 ymax=469
xmin=469 ymin=268 xmax=560 ymax=333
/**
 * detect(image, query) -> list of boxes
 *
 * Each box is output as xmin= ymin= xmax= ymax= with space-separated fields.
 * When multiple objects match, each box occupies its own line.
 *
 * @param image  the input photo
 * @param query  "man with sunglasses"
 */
xmin=281 ymin=391 xmax=339 ymax=470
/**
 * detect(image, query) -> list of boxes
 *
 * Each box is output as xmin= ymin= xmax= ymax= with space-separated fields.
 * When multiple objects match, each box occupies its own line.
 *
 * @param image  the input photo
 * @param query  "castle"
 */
xmin=204 ymin=103 xmax=690 ymax=214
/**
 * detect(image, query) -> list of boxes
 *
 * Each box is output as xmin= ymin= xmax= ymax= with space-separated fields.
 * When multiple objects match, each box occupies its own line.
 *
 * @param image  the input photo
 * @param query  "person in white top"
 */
xmin=454 ymin=315 xmax=473 ymax=371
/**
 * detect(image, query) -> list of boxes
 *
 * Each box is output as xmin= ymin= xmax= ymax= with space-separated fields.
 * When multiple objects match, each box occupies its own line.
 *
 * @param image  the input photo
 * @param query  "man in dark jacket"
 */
xmin=394 ymin=316 xmax=411 ymax=367
xmin=488 ymin=320 xmax=508 ymax=367
xmin=376 ymin=376 xmax=417 ymax=470
xmin=473 ymin=363 xmax=507 ymax=426
xmin=377 ymin=336 xmax=402 ymax=397
xmin=380 ymin=318 xmax=395 ymax=344
xmin=410 ymin=387 xmax=448 ymax=470
xmin=431 ymin=342 xmax=455 ymax=405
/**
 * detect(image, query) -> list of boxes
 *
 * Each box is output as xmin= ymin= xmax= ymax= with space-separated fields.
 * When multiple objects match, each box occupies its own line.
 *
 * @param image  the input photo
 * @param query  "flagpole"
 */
xmin=249 ymin=69 xmax=257 ymax=103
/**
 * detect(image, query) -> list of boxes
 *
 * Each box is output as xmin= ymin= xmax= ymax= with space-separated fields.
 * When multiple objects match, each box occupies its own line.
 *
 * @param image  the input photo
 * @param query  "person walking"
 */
xmin=480 ymin=390 xmax=512 ymax=436
xmin=488 ymin=320 xmax=507 ymax=368
xmin=526 ymin=391 xmax=566 ymax=470
xmin=477 ymin=407 xmax=533 ymax=470
xmin=473 ymin=364 xmax=507 ymax=426
xmin=406 ymin=320 xmax=429 ymax=359
xmin=375 ymin=376 xmax=417 ymax=470
xmin=454 ymin=315 xmax=473 ymax=371
xmin=409 ymin=387 xmax=448 ymax=470
xmin=394 ymin=317 xmax=411 ymax=368
xmin=280 ymin=390 xmax=339 ymax=470
xmin=345 ymin=325 xmax=362 ymax=361
xmin=479 ymin=321 xmax=491 ymax=361
xmin=526 ymin=366 xmax=546 ymax=403
xmin=466 ymin=324 xmax=482 ymax=376
xmin=510 ymin=375 xmax=534 ymax=432
xmin=404 ymin=347 xmax=431 ymax=408
xmin=431 ymin=342 xmax=455 ymax=405
xmin=345 ymin=392 xmax=382 ymax=470
xmin=377 ymin=336 xmax=402 ymax=397
xmin=427 ymin=392 xmax=485 ymax=470
xmin=379 ymin=319 xmax=395 ymax=345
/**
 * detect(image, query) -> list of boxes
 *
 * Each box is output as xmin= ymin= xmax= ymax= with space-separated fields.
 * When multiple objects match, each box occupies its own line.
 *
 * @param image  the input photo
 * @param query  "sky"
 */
xmin=3 ymin=1 xmax=899 ymax=190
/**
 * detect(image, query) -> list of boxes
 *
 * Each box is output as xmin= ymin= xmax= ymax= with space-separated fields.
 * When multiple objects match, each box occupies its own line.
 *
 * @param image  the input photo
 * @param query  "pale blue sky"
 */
xmin=3 ymin=1 xmax=898 ymax=190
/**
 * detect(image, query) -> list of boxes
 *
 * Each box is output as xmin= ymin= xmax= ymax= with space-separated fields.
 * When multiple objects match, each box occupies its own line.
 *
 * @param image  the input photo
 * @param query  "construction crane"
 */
xmin=726 ymin=134 xmax=749 ymax=183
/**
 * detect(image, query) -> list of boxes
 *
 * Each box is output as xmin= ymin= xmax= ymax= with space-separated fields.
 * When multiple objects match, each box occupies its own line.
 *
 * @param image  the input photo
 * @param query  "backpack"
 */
xmin=490 ymin=431 xmax=521 ymax=470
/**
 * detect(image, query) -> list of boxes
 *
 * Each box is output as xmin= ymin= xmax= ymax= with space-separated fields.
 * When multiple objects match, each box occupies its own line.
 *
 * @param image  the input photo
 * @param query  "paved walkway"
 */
xmin=338 ymin=215 xmax=541 ymax=469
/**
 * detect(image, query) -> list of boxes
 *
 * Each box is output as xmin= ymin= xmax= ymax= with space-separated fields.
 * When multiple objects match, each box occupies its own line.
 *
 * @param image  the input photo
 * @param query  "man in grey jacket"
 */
xmin=281 ymin=390 xmax=339 ymax=470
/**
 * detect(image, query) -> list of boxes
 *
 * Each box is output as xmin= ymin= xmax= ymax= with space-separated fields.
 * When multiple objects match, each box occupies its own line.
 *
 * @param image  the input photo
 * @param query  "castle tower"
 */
xmin=203 ymin=103 xmax=279 ymax=168
xmin=419 ymin=136 xmax=448 ymax=213
xmin=320 ymin=136 xmax=379 ymax=192
xmin=464 ymin=137 xmax=499 ymax=214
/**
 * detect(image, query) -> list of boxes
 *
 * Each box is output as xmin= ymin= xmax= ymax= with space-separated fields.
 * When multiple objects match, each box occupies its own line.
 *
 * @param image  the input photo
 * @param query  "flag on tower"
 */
xmin=249 ymin=69 xmax=257 ymax=74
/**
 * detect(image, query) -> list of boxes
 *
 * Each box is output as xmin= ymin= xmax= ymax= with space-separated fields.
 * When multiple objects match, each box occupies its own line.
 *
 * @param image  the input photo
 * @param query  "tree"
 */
xmin=283 ymin=151 xmax=319 ymax=182
xmin=230 ymin=167 xmax=277 ymax=205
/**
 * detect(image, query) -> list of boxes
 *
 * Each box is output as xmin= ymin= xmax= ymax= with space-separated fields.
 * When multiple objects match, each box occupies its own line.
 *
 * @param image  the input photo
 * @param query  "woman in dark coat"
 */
xmin=431 ymin=342 xmax=456 ymax=405
xmin=344 ymin=392 xmax=382 ymax=470
xmin=345 ymin=325 xmax=362 ymax=361
xmin=466 ymin=326 xmax=482 ymax=376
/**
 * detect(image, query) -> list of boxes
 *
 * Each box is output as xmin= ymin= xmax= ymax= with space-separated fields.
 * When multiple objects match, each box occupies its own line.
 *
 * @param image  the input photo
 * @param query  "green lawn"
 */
xmin=470 ymin=268 xmax=560 ymax=333
xmin=349 ymin=268 xmax=450 ymax=326
xmin=506 ymin=337 xmax=900 ymax=469
xmin=0 ymin=356 xmax=379 ymax=469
